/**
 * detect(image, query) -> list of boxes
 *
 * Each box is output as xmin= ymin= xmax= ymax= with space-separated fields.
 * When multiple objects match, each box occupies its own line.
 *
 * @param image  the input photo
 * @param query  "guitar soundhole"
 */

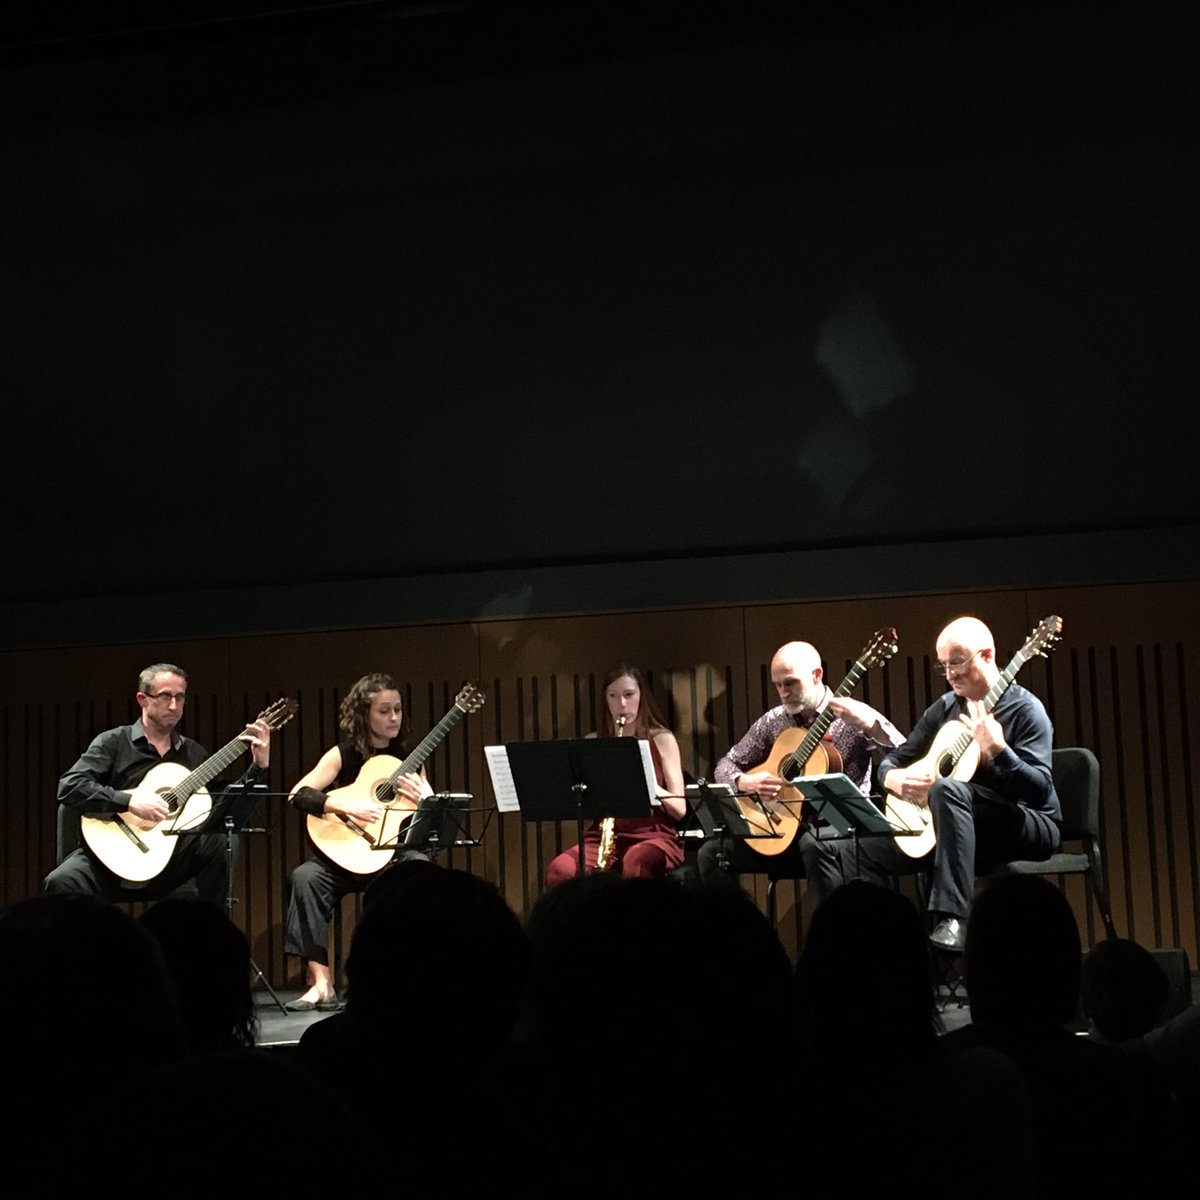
xmin=936 ymin=755 xmax=954 ymax=779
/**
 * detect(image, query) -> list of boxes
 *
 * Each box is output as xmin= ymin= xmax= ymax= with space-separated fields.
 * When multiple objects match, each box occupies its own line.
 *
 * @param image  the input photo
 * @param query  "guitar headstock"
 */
xmin=454 ymin=683 xmax=487 ymax=715
xmin=257 ymin=697 xmax=300 ymax=730
xmin=1020 ymin=615 xmax=1064 ymax=661
xmin=859 ymin=627 xmax=900 ymax=670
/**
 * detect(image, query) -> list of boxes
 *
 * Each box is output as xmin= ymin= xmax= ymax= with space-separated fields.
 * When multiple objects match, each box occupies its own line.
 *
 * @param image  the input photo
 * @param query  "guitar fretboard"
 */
xmin=782 ymin=656 xmax=870 ymax=777
xmin=376 ymin=705 xmax=466 ymax=799
xmin=941 ymin=648 xmax=1036 ymax=770
xmin=165 ymin=735 xmax=252 ymax=812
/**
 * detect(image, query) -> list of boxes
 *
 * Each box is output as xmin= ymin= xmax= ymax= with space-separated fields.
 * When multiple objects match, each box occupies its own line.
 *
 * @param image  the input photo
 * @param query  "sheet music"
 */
xmin=484 ymin=745 xmax=521 ymax=812
xmin=638 ymin=739 xmax=662 ymax=806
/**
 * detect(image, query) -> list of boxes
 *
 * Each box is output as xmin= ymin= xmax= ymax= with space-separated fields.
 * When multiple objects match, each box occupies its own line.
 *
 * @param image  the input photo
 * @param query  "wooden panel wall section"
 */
xmin=2 ymin=579 xmax=1198 ymax=977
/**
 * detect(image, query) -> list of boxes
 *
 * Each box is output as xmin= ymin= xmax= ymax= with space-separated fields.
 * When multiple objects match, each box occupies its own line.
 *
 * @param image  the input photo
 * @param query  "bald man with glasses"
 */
xmin=805 ymin=617 xmax=1061 ymax=950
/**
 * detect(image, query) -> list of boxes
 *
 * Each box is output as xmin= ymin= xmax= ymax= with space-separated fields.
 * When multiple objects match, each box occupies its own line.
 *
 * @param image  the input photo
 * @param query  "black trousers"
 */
xmin=696 ymin=823 xmax=840 ymax=889
xmin=805 ymin=778 xmax=1061 ymax=918
xmin=285 ymin=849 xmax=430 ymax=965
xmin=44 ymin=834 xmax=228 ymax=907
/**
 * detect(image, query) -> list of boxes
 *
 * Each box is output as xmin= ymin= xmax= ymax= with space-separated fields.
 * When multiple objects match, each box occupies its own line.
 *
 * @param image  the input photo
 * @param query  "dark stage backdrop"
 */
xmin=0 ymin=2 xmax=1196 ymax=640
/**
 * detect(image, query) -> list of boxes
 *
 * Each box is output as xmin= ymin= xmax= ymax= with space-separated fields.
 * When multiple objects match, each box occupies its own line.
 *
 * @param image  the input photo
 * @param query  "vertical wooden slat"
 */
xmin=1176 ymin=644 xmax=1200 ymax=957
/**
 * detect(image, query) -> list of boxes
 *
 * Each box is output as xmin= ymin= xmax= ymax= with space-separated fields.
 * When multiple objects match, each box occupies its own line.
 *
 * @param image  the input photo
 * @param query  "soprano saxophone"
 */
xmin=594 ymin=714 xmax=625 ymax=870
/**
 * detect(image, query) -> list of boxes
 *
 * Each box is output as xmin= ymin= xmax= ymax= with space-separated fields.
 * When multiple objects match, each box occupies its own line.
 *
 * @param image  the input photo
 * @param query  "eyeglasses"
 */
xmin=145 ymin=691 xmax=187 ymax=703
xmin=933 ymin=649 xmax=982 ymax=677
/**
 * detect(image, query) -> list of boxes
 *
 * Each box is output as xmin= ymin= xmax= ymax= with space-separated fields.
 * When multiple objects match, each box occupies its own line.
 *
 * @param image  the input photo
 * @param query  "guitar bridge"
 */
xmin=340 ymin=816 xmax=377 ymax=846
xmin=115 ymin=816 xmax=150 ymax=854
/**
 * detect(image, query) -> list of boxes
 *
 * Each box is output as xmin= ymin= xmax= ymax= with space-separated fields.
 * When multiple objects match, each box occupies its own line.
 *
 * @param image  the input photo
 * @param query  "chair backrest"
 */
xmin=1050 ymin=746 xmax=1100 ymax=842
xmin=56 ymin=804 xmax=82 ymax=864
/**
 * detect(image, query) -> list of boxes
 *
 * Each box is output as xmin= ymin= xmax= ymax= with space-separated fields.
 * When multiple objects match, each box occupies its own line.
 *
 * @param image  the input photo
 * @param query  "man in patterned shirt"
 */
xmin=697 ymin=640 xmax=904 ymax=899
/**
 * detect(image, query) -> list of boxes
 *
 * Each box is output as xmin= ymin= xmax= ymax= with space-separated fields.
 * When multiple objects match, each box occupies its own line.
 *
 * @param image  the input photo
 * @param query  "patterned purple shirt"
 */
xmin=714 ymin=690 xmax=904 ymax=797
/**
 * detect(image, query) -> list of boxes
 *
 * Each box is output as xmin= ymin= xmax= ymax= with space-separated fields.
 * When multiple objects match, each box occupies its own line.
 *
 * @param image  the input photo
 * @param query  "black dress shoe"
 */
xmin=929 ymin=917 xmax=966 ymax=952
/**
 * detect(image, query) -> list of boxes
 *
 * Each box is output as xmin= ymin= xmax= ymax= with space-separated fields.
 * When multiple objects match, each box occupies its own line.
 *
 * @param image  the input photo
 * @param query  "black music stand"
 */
xmin=168 ymin=781 xmax=287 ymax=1015
xmin=793 ymin=773 xmax=906 ymax=876
xmin=504 ymin=738 xmax=656 ymax=876
xmin=400 ymin=792 xmax=475 ymax=856
xmin=683 ymin=778 xmax=767 ymax=875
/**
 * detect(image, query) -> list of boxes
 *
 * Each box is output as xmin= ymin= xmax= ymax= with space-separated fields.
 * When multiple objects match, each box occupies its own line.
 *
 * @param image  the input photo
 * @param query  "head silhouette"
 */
xmin=965 ymin=874 xmax=1081 ymax=1032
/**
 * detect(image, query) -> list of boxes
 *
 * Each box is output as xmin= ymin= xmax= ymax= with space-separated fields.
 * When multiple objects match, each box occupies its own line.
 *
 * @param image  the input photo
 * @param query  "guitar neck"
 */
xmin=943 ymin=650 xmax=1032 ymax=767
xmin=170 ymin=736 xmax=250 ymax=808
xmin=784 ymin=660 xmax=868 ymax=774
xmin=380 ymin=705 xmax=465 ymax=796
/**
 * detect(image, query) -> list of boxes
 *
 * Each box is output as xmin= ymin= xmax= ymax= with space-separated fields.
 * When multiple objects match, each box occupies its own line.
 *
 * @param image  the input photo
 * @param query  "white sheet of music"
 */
xmin=637 ymin=738 xmax=662 ymax=806
xmin=483 ymin=745 xmax=521 ymax=812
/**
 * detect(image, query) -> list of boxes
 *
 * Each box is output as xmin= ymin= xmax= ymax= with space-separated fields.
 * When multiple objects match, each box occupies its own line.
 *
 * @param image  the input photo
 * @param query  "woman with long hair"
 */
xmin=544 ymin=664 xmax=687 ymax=886
xmin=284 ymin=672 xmax=432 ymax=1010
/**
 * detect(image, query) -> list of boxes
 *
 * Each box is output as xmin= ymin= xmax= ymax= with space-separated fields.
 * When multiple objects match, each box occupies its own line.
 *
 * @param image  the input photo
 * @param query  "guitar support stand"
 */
xmin=176 ymin=780 xmax=289 ymax=1015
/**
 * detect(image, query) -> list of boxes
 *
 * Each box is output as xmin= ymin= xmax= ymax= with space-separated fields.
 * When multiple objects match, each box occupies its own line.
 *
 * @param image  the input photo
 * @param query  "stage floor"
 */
xmin=250 ymin=985 xmax=978 ymax=1048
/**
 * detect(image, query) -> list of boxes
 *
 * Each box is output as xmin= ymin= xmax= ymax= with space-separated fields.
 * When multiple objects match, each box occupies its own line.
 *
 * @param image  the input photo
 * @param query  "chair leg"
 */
xmin=932 ymin=946 xmax=967 ymax=1010
xmin=1088 ymin=846 xmax=1118 ymax=939
xmin=331 ymin=903 xmax=344 ymax=994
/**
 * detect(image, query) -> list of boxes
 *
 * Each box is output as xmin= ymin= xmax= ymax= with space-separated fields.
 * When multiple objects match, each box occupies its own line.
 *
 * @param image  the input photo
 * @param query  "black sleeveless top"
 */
xmin=336 ymin=736 xmax=408 ymax=787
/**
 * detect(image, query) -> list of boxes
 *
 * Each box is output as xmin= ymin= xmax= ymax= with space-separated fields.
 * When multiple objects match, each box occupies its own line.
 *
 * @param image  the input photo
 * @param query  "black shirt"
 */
xmin=57 ymin=719 xmax=266 ymax=814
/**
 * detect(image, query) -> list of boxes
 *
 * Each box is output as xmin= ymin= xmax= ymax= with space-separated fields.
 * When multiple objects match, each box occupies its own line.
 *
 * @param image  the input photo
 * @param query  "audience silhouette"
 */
xmin=6 ymin=859 xmax=1196 ymax=1199
xmin=945 ymin=874 xmax=1174 ymax=1195
xmin=139 ymin=897 xmax=259 ymax=1054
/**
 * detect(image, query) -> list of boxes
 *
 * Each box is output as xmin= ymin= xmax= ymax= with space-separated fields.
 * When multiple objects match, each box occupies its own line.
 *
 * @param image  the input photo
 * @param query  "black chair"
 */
xmin=991 ymin=746 xmax=1117 ymax=940
xmin=764 ymin=867 xmax=807 ymax=930
xmin=56 ymin=803 xmax=82 ymax=864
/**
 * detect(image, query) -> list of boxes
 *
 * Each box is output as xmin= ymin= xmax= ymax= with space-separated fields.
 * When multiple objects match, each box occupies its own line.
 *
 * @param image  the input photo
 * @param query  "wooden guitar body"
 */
xmin=81 ymin=762 xmax=212 ymax=883
xmin=735 ymin=727 xmax=843 ymax=857
xmin=306 ymin=755 xmax=419 ymax=876
xmin=303 ymin=682 xmax=487 ymax=876
xmin=730 ymin=628 xmax=900 ymax=858
xmin=882 ymin=720 xmax=982 ymax=859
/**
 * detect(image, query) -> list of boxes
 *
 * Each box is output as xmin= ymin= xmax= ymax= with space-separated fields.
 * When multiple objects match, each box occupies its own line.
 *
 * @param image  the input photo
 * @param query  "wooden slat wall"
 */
xmin=3 ymin=580 xmax=1197 ymax=974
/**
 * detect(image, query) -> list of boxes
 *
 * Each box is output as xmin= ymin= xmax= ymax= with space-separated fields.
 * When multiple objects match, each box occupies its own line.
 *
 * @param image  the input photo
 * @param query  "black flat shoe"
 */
xmin=316 ymin=996 xmax=344 ymax=1012
xmin=285 ymin=997 xmax=318 ymax=1012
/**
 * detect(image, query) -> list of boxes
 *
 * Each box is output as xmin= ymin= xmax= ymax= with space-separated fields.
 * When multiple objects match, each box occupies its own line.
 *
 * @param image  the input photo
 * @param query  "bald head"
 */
xmin=772 ymin=642 xmax=822 ymax=677
xmin=936 ymin=617 xmax=994 ymax=656
xmin=771 ymin=641 xmax=825 ymax=714
xmin=935 ymin=616 xmax=998 ymax=700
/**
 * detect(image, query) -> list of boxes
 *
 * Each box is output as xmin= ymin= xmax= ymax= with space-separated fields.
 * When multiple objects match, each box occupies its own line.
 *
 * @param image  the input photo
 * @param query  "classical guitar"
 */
xmin=735 ymin=628 xmax=899 ymax=857
xmin=884 ymin=615 xmax=1063 ymax=858
xmin=81 ymin=697 xmax=298 ymax=883
xmin=306 ymin=683 xmax=486 ymax=875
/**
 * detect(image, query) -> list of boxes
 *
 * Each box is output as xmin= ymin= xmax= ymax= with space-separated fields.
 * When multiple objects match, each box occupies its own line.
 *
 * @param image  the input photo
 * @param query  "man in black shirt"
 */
xmin=45 ymin=662 xmax=272 ymax=905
